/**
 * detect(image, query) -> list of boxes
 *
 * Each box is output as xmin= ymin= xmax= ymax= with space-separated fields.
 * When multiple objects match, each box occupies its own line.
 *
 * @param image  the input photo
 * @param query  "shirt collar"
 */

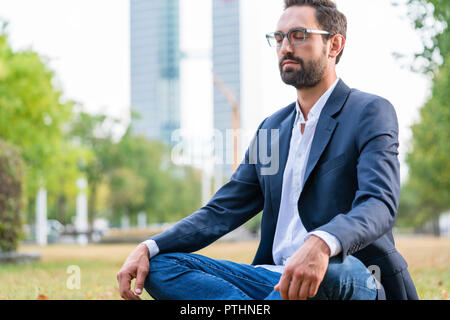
xmin=295 ymin=77 xmax=340 ymax=124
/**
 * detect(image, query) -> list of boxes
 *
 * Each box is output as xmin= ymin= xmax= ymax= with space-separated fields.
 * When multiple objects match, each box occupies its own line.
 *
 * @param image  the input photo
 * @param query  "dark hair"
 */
xmin=284 ymin=0 xmax=347 ymax=64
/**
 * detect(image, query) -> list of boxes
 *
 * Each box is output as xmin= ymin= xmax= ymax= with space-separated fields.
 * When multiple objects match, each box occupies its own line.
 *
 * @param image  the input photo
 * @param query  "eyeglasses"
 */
xmin=266 ymin=27 xmax=331 ymax=48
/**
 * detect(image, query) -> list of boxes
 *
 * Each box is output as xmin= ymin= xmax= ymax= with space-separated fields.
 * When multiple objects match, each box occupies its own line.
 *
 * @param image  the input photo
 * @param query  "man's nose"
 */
xmin=279 ymin=36 xmax=294 ymax=55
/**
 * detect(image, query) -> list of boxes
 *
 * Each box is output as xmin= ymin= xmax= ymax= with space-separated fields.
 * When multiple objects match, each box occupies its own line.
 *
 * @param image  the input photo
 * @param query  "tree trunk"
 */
xmin=27 ymin=197 xmax=35 ymax=226
xmin=56 ymin=194 xmax=67 ymax=225
xmin=88 ymin=182 xmax=97 ymax=228
xmin=432 ymin=214 xmax=441 ymax=237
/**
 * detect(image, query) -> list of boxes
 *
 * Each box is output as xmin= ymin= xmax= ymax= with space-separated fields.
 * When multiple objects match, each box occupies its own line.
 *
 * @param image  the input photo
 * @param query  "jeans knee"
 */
xmin=144 ymin=253 xmax=181 ymax=297
xmin=322 ymin=255 xmax=376 ymax=299
xmin=326 ymin=256 xmax=369 ymax=283
xmin=149 ymin=253 xmax=175 ymax=269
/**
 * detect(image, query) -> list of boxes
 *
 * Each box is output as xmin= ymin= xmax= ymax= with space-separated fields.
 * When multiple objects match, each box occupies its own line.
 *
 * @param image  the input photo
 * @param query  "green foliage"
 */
xmin=0 ymin=19 xmax=202 ymax=230
xmin=106 ymin=127 xmax=202 ymax=225
xmin=407 ymin=57 xmax=450 ymax=208
xmin=0 ymin=22 xmax=83 ymax=225
xmin=68 ymin=111 xmax=117 ymax=223
xmin=399 ymin=58 xmax=450 ymax=230
xmin=108 ymin=167 xmax=146 ymax=220
xmin=0 ymin=139 xmax=24 ymax=252
xmin=69 ymin=111 xmax=202 ymax=226
xmin=405 ymin=0 xmax=449 ymax=74
xmin=397 ymin=0 xmax=449 ymax=232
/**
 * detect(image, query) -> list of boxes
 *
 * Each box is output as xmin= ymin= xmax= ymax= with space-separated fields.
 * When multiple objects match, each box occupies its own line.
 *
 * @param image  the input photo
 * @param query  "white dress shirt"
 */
xmin=255 ymin=78 xmax=342 ymax=273
xmin=142 ymin=78 xmax=342 ymax=271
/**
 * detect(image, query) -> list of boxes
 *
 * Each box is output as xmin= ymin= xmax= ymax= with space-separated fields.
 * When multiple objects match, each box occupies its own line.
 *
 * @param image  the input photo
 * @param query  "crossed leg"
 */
xmin=144 ymin=252 xmax=377 ymax=300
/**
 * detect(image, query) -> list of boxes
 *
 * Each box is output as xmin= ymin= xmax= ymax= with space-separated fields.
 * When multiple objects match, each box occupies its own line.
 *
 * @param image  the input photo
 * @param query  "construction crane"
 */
xmin=213 ymin=74 xmax=240 ymax=173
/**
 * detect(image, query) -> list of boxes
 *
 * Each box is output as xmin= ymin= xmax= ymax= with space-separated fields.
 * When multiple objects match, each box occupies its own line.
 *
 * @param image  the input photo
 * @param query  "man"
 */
xmin=117 ymin=0 xmax=418 ymax=300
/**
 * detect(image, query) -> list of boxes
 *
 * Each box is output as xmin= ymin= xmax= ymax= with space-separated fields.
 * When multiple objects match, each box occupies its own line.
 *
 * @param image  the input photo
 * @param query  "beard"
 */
xmin=279 ymin=49 xmax=327 ymax=89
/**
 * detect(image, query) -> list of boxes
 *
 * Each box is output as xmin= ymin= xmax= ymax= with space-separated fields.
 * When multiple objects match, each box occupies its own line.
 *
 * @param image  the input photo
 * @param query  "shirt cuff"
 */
xmin=305 ymin=230 xmax=342 ymax=257
xmin=140 ymin=239 xmax=160 ymax=259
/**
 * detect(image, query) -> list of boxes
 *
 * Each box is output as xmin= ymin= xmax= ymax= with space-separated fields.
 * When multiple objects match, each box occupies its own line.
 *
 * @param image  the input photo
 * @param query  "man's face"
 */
xmin=276 ymin=6 xmax=329 ymax=89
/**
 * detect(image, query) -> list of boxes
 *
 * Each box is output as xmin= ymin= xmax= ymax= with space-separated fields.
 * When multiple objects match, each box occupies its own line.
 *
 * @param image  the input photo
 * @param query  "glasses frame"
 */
xmin=266 ymin=27 xmax=331 ymax=48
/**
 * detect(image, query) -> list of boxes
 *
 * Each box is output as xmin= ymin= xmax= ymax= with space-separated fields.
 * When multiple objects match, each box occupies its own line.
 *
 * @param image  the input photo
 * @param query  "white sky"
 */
xmin=0 ymin=0 xmax=430 ymax=183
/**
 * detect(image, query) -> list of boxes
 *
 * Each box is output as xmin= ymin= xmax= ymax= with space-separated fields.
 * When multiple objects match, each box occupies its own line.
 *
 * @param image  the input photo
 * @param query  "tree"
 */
xmin=68 ymin=111 xmax=118 ymax=225
xmin=397 ymin=0 xmax=449 ymax=235
xmin=101 ymin=120 xmax=201 ymax=225
xmin=108 ymin=167 xmax=146 ymax=224
xmin=400 ymin=59 xmax=450 ymax=234
xmin=0 ymin=140 xmax=24 ymax=252
xmin=0 ymin=22 xmax=82 ymax=225
xmin=68 ymin=110 xmax=202 ymax=227
xmin=0 ymin=19 xmax=201 ymax=233
xmin=404 ymin=0 xmax=449 ymax=74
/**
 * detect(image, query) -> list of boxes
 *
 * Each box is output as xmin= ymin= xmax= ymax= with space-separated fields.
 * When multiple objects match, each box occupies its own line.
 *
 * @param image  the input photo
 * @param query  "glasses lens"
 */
xmin=290 ymin=30 xmax=306 ymax=45
xmin=274 ymin=33 xmax=284 ymax=46
xmin=266 ymin=34 xmax=278 ymax=47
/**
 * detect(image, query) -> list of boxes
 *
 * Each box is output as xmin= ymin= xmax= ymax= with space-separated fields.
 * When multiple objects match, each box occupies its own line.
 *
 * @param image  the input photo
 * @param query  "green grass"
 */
xmin=0 ymin=259 xmax=151 ymax=300
xmin=409 ymin=267 xmax=449 ymax=300
xmin=0 ymin=244 xmax=152 ymax=300
xmin=0 ymin=237 xmax=448 ymax=300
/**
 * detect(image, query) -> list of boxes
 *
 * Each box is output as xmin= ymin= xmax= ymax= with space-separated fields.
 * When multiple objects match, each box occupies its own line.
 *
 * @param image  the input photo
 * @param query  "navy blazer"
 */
xmin=151 ymin=79 xmax=419 ymax=300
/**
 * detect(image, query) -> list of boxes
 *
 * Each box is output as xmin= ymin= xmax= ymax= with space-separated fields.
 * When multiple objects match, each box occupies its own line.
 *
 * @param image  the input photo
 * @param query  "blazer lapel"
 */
xmin=267 ymin=80 xmax=351 ymax=222
xmin=302 ymin=79 xmax=351 ymax=188
xmin=302 ymin=116 xmax=337 ymax=187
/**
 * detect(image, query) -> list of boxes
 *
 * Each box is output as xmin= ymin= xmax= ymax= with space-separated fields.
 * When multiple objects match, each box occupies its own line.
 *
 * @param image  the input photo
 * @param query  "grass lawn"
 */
xmin=0 ymin=236 xmax=448 ymax=300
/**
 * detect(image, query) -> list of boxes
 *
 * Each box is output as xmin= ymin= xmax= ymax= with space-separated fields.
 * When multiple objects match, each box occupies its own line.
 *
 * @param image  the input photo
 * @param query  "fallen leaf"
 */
xmin=37 ymin=294 xmax=50 ymax=300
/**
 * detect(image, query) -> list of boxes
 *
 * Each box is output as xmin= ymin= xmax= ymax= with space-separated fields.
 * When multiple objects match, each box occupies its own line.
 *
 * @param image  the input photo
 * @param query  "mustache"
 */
xmin=279 ymin=55 xmax=304 ymax=69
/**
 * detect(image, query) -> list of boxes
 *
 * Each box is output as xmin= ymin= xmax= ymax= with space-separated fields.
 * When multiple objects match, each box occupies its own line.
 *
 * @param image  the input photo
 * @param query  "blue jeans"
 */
xmin=144 ymin=252 xmax=377 ymax=300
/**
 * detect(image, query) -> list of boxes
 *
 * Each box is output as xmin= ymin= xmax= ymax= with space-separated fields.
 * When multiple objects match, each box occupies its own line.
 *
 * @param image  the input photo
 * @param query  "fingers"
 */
xmin=117 ymin=271 xmax=141 ymax=300
xmin=275 ymin=271 xmax=317 ymax=300
xmin=134 ymin=266 xmax=149 ymax=296
xmin=275 ymin=274 xmax=291 ymax=300
xmin=298 ymin=281 xmax=311 ymax=300
xmin=288 ymin=277 xmax=301 ymax=300
xmin=309 ymin=281 xmax=320 ymax=298
xmin=117 ymin=245 xmax=151 ymax=300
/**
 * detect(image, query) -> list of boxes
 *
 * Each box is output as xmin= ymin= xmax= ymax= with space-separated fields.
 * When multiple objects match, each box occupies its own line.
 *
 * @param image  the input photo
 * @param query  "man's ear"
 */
xmin=328 ymin=34 xmax=345 ymax=61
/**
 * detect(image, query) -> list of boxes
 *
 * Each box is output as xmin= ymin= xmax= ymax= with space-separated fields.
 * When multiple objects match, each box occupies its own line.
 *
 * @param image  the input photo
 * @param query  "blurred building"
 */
xmin=212 ymin=0 xmax=274 ymax=184
xmin=130 ymin=0 xmax=181 ymax=145
xmin=130 ymin=0 xmax=279 ymax=185
xmin=212 ymin=0 xmax=241 ymax=180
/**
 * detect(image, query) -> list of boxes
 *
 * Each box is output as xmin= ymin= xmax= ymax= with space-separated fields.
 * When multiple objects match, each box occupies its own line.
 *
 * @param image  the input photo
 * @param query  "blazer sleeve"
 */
xmin=149 ymin=120 xmax=267 ymax=254
xmin=315 ymin=98 xmax=400 ymax=261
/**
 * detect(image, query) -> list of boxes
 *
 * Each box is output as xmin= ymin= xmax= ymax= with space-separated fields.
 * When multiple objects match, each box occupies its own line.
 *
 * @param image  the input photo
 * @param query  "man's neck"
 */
xmin=297 ymin=73 xmax=338 ymax=121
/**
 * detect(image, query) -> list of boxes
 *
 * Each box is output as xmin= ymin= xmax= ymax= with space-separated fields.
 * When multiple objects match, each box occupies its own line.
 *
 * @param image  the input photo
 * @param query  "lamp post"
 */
xmin=36 ymin=187 xmax=47 ymax=246
xmin=76 ymin=178 xmax=88 ymax=245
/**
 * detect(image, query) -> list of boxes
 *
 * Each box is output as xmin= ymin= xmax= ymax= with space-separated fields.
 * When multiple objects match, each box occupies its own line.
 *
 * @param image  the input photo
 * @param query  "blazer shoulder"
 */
xmin=348 ymin=89 xmax=399 ymax=148
xmin=347 ymin=88 xmax=397 ymax=117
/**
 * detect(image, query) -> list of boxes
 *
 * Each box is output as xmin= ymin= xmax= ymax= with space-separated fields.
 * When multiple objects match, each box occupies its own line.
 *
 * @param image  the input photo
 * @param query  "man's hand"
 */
xmin=274 ymin=235 xmax=331 ymax=300
xmin=117 ymin=244 xmax=150 ymax=300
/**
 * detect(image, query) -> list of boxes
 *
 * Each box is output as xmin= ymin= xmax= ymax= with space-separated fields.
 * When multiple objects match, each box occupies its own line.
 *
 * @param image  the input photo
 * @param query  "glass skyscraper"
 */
xmin=212 ymin=0 xmax=241 ymax=179
xmin=130 ymin=0 xmax=180 ymax=145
